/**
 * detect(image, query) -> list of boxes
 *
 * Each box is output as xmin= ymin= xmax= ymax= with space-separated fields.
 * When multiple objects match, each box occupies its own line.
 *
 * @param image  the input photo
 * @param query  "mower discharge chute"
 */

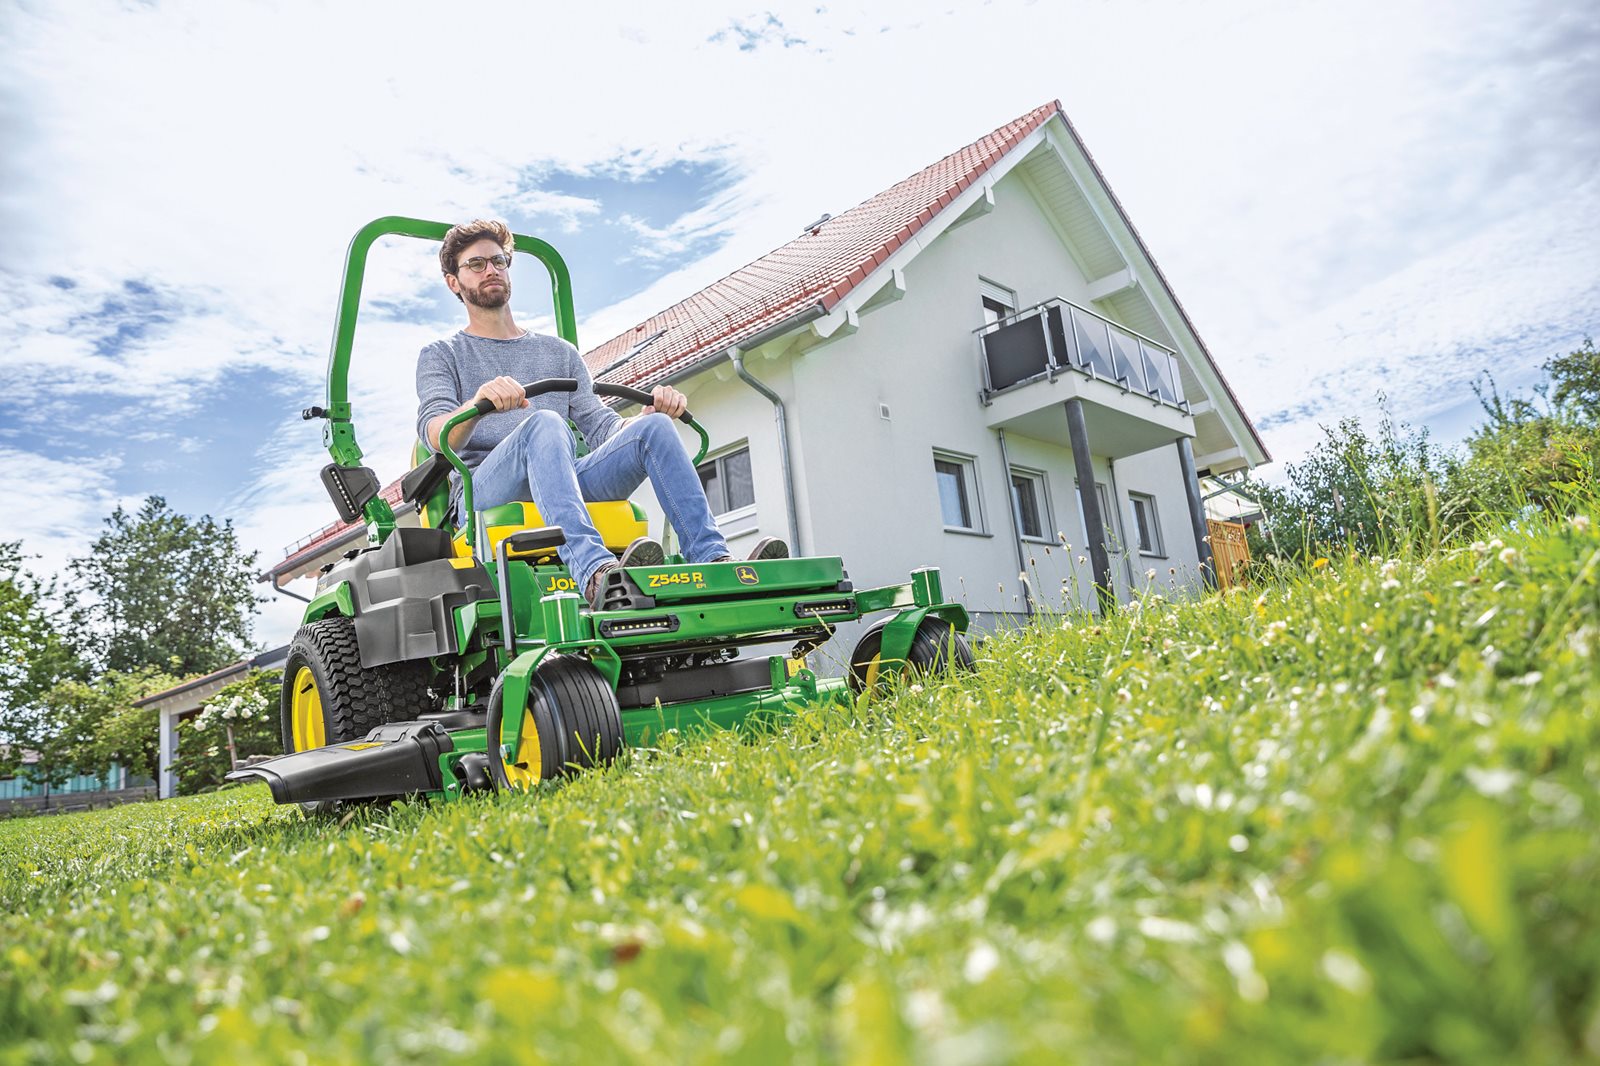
xmin=230 ymin=216 xmax=973 ymax=809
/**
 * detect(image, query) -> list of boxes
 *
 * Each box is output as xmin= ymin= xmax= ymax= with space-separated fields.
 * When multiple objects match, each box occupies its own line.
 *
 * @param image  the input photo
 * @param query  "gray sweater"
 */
xmin=414 ymin=330 xmax=622 ymax=515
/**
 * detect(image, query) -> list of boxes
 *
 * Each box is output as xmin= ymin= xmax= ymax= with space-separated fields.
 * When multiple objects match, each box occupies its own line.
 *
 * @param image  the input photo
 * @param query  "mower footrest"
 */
xmin=226 ymin=721 xmax=452 ymax=805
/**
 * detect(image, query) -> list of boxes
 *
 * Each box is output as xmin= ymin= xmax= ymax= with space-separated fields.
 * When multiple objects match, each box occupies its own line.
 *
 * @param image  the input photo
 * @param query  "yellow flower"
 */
xmin=1312 ymin=557 xmax=1329 ymax=570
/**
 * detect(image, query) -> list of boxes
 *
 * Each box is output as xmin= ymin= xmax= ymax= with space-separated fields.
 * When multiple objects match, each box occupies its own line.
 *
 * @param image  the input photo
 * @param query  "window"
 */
xmin=979 ymin=278 xmax=1017 ymax=327
xmin=1009 ymin=467 xmax=1051 ymax=541
xmin=1074 ymin=479 xmax=1121 ymax=551
xmin=697 ymin=446 xmax=754 ymax=516
xmin=933 ymin=451 xmax=983 ymax=532
xmin=1129 ymin=492 xmax=1165 ymax=556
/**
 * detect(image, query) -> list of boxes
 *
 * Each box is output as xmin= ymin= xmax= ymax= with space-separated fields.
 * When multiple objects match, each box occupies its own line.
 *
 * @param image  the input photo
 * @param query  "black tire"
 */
xmin=500 ymin=655 xmax=624 ymax=787
xmin=847 ymin=616 xmax=975 ymax=694
xmin=278 ymin=616 xmax=438 ymax=813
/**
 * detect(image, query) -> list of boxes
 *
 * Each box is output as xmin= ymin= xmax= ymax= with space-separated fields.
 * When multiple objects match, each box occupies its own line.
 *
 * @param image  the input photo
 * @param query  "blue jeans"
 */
xmin=471 ymin=411 xmax=729 ymax=592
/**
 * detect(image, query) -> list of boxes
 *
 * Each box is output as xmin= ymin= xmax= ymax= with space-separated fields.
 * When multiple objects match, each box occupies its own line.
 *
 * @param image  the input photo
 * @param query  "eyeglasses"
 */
xmin=457 ymin=253 xmax=512 ymax=274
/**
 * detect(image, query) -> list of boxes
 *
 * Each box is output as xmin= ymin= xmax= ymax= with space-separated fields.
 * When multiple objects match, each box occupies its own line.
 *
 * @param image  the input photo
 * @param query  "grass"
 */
xmin=3 ymin=508 xmax=1598 ymax=1065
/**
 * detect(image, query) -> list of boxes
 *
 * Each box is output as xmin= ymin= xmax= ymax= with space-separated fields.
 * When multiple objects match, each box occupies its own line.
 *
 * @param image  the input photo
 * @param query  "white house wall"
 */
xmin=632 ymin=167 xmax=1208 ymax=661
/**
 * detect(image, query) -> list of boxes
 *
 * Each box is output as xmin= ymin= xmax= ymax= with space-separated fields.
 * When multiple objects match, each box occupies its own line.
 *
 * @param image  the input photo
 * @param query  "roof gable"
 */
xmin=584 ymin=102 xmax=1061 ymax=387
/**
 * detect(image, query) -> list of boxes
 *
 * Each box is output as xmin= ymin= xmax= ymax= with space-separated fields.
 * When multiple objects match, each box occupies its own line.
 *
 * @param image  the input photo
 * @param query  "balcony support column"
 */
xmin=1176 ymin=436 xmax=1216 ymax=590
xmin=1064 ymin=398 xmax=1115 ymax=615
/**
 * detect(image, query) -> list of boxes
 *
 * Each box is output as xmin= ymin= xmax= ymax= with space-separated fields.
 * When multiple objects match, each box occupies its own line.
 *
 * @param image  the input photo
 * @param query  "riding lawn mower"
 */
xmin=229 ymin=216 xmax=974 ymax=809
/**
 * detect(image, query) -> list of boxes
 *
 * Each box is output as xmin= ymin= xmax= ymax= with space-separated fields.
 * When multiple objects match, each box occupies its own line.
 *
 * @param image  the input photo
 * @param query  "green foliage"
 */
xmin=0 ymin=541 xmax=89 ymax=783
xmin=1249 ymin=337 xmax=1600 ymax=563
xmin=32 ymin=667 xmax=181 ymax=784
xmin=70 ymin=495 xmax=264 ymax=676
xmin=1454 ymin=338 xmax=1600 ymax=517
xmin=170 ymin=669 xmax=282 ymax=794
xmin=2 ymin=492 xmax=1597 ymax=1063
xmin=1246 ymin=406 xmax=1455 ymax=563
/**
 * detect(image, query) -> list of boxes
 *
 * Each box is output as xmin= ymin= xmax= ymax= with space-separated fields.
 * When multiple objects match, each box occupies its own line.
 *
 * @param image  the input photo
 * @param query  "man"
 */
xmin=416 ymin=219 xmax=785 ymax=610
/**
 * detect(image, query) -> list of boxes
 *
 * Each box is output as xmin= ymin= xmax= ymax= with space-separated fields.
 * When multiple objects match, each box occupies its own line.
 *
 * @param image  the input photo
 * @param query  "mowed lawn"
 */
xmin=3 ymin=510 xmax=1597 ymax=1065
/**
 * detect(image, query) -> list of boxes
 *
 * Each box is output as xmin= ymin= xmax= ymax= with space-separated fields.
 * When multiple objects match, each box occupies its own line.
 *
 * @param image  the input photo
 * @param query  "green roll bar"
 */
xmin=319 ymin=216 xmax=578 ymax=537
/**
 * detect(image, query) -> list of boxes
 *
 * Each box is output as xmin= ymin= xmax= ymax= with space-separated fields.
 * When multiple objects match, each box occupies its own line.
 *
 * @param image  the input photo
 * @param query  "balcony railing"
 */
xmin=976 ymin=298 xmax=1186 ymax=409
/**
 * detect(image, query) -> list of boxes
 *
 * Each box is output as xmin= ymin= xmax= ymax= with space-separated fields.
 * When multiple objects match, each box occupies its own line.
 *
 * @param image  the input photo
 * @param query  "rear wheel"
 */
xmin=279 ymin=616 xmax=438 ymax=812
xmin=499 ymin=655 xmax=623 ymax=790
xmin=848 ymin=616 xmax=975 ymax=694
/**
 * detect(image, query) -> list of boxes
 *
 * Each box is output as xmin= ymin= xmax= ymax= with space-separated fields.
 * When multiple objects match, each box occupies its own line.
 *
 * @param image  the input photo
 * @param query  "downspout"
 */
xmin=994 ymin=429 xmax=1033 ymax=616
xmin=270 ymin=571 xmax=312 ymax=604
xmin=729 ymin=346 xmax=803 ymax=556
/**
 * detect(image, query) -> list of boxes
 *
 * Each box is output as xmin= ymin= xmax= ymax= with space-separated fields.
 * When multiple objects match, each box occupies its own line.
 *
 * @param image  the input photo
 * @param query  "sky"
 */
xmin=1 ymin=0 xmax=1596 ymax=645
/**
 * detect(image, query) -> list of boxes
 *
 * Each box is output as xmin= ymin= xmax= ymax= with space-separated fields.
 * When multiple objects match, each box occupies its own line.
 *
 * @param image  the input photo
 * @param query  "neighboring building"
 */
xmin=135 ymin=644 xmax=288 ymax=799
xmin=269 ymin=102 xmax=1268 ymax=662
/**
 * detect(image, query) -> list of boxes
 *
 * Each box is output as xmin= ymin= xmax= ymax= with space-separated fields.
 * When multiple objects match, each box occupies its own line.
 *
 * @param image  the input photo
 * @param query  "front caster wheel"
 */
xmin=847 ymin=616 xmax=975 ymax=694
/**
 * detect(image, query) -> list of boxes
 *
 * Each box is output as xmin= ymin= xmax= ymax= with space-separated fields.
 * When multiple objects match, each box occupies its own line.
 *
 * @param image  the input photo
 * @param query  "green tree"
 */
xmin=35 ymin=667 xmax=180 ymax=784
xmin=0 ymin=541 xmax=89 ymax=783
xmin=70 ymin=496 xmax=263 ymax=676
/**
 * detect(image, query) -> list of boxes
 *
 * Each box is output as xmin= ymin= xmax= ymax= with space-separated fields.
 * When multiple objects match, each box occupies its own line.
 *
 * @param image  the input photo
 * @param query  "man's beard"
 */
xmin=464 ymin=280 xmax=510 ymax=309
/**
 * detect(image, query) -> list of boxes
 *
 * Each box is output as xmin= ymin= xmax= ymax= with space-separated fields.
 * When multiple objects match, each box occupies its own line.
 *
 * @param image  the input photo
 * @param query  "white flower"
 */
xmin=1498 ymin=547 xmax=1520 ymax=565
xmin=1571 ymin=514 xmax=1591 ymax=534
xmin=1470 ymin=540 xmax=1488 ymax=554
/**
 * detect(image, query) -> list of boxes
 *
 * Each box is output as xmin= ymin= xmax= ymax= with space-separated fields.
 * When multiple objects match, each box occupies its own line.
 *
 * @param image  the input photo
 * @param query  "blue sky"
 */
xmin=1 ymin=0 xmax=1596 ymax=642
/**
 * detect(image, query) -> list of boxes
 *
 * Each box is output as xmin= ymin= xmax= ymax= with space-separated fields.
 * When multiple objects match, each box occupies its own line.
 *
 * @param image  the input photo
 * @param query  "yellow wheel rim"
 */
xmin=290 ymin=666 xmax=327 ymax=751
xmin=500 ymin=708 xmax=543 ymax=791
xmin=862 ymin=653 xmax=882 ymax=692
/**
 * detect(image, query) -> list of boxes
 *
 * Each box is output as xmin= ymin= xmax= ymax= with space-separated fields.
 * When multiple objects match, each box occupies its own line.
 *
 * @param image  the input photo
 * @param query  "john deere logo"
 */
xmin=735 ymin=565 xmax=760 ymax=585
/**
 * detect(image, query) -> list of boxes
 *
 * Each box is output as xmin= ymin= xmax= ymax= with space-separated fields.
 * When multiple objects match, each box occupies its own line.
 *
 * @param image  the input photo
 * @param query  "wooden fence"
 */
xmin=1207 ymin=519 xmax=1250 ymax=589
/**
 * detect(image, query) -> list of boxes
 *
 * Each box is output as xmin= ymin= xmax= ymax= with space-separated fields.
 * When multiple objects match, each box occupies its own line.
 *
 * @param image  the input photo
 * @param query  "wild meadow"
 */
xmin=2 ymin=494 xmax=1596 ymax=1064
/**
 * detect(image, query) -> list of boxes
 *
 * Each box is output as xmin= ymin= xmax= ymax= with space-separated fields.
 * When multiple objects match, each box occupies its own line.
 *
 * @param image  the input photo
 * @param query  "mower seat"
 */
xmin=405 ymin=440 xmax=649 ymax=563
xmin=452 ymin=500 xmax=649 ymax=563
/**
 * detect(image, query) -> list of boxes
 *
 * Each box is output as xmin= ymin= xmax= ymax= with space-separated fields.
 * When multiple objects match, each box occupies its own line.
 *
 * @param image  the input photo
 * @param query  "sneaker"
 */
xmin=747 ymin=536 xmax=789 ymax=561
xmin=584 ymin=562 xmax=619 ymax=611
xmin=618 ymin=536 xmax=665 ymax=568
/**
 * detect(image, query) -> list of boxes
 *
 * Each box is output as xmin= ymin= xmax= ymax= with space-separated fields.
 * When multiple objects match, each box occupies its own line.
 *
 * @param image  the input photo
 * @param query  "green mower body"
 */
xmin=230 ymin=217 xmax=972 ymax=808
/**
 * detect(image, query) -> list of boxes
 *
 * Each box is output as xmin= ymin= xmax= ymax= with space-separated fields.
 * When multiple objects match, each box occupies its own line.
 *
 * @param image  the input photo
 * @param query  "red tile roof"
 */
xmin=271 ymin=103 xmax=1063 ymax=576
xmin=585 ymin=101 xmax=1061 ymax=387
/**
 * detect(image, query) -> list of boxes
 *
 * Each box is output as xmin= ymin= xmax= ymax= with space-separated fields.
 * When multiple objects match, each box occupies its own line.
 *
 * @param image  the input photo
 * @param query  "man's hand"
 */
xmin=472 ymin=375 xmax=530 ymax=413
xmin=641 ymin=384 xmax=687 ymax=418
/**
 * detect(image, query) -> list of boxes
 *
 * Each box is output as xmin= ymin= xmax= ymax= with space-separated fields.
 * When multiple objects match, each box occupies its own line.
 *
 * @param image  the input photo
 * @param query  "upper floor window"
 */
xmin=979 ymin=278 xmax=1017 ymax=327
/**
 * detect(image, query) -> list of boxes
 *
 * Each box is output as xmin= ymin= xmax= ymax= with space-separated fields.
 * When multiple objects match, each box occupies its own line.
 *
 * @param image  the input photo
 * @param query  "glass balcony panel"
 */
xmin=1070 ymin=308 xmax=1117 ymax=379
xmin=1140 ymin=341 xmax=1175 ymax=403
xmin=1109 ymin=327 xmax=1148 ymax=392
xmin=981 ymin=315 xmax=1052 ymax=391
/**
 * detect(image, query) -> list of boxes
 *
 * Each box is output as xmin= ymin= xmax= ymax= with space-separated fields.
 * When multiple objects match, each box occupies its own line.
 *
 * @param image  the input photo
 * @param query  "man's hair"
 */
xmin=439 ymin=218 xmax=513 ymax=279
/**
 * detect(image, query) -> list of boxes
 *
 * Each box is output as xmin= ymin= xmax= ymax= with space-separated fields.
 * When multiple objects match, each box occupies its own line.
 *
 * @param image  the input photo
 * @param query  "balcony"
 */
xmin=976 ymin=299 xmax=1193 ymax=458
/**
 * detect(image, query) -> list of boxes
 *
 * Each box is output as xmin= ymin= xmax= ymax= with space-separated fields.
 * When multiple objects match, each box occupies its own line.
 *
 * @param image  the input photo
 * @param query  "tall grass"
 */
xmin=3 ymin=494 xmax=1597 ymax=1064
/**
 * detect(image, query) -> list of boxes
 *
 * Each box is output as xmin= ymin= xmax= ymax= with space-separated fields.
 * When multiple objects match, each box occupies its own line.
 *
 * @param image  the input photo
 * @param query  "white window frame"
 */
xmin=933 ymin=449 xmax=987 ymax=535
xmin=697 ymin=442 xmax=756 ymax=520
xmin=1074 ymin=478 xmax=1123 ymax=553
xmin=1008 ymin=466 xmax=1053 ymax=543
xmin=1128 ymin=491 xmax=1166 ymax=558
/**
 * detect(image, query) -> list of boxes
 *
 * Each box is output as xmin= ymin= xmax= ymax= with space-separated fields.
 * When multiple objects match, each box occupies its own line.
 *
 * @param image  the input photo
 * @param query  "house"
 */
xmin=136 ymin=644 xmax=288 ymax=799
xmin=269 ymin=102 xmax=1267 ymax=664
